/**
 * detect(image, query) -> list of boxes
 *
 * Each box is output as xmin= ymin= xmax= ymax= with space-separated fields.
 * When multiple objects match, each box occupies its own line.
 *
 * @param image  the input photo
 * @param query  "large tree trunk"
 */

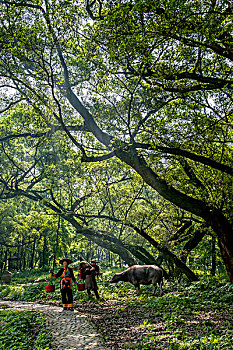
xmin=62 ymin=213 xmax=200 ymax=279
xmin=78 ymin=227 xmax=138 ymax=266
xmin=126 ymin=245 xmax=157 ymax=265
xmin=207 ymin=210 xmax=233 ymax=282
xmin=64 ymin=215 xmax=138 ymax=265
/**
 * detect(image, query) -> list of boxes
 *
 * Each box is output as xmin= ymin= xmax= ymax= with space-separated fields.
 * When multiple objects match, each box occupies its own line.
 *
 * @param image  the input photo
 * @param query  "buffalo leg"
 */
xmin=135 ymin=283 xmax=140 ymax=295
xmin=152 ymin=284 xmax=157 ymax=295
xmin=159 ymin=281 xmax=163 ymax=296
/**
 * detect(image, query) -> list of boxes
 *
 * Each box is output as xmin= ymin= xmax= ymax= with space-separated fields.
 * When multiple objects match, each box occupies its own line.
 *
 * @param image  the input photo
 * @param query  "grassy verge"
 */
xmin=1 ymin=269 xmax=232 ymax=349
xmin=77 ymin=279 xmax=233 ymax=349
xmin=0 ymin=306 xmax=52 ymax=350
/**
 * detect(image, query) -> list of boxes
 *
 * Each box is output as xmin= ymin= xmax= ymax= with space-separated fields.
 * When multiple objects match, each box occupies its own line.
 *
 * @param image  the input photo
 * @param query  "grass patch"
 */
xmin=0 ymin=307 xmax=52 ymax=350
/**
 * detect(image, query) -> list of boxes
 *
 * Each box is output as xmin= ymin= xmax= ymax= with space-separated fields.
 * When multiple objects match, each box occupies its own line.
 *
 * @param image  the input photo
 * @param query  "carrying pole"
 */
xmin=79 ymin=255 xmax=92 ymax=267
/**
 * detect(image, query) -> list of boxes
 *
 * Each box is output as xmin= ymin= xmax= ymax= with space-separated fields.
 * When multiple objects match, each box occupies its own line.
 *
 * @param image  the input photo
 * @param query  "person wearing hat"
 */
xmin=49 ymin=258 xmax=78 ymax=311
xmin=79 ymin=259 xmax=102 ymax=299
xmin=90 ymin=259 xmax=102 ymax=277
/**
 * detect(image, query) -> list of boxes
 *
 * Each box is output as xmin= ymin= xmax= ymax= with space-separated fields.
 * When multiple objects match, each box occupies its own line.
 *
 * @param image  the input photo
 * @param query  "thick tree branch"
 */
xmin=126 ymin=244 xmax=157 ymax=265
xmin=168 ymin=221 xmax=193 ymax=242
xmin=135 ymin=143 xmax=233 ymax=175
xmin=86 ymin=0 xmax=104 ymax=20
xmin=81 ymin=151 xmax=116 ymax=162
xmin=142 ymin=70 xmax=233 ymax=88
xmin=0 ymin=0 xmax=45 ymax=12
xmin=128 ymin=65 xmax=232 ymax=93
xmin=169 ymin=33 xmax=233 ymax=61
xmin=0 ymin=99 xmax=23 ymax=114
xmin=71 ymin=192 xmax=93 ymax=211
xmin=179 ymin=229 xmax=207 ymax=262
xmin=0 ymin=125 xmax=87 ymax=143
xmin=0 ymin=239 xmax=35 ymax=247
xmin=180 ymin=159 xmax=205 ymax=188
xmin=74 ymin=212 xmax=198 ymax=280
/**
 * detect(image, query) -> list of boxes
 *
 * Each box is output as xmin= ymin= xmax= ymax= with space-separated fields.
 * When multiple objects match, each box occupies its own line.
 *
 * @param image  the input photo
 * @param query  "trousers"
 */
xmin=61 ymin=286 xmax=73 ymax=305
xmin=87 ymin=288 xmax=100 ymax=299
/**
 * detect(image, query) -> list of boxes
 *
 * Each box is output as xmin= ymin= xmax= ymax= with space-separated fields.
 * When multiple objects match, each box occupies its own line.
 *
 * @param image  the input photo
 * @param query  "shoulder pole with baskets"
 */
xmin=46 ymin=272 xmax=55 ymax=293
xmin=77 ymin=270 xmax=85 ymax=291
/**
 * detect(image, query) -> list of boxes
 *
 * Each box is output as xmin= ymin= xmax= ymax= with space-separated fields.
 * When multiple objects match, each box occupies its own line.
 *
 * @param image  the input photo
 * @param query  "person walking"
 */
xmin=79 ymin=259 xmax=102 ymax=299
xmin=90 ymin=259 xmax=103 ymax=277
xmin=49 ymin=258 xmax=78 ymax=311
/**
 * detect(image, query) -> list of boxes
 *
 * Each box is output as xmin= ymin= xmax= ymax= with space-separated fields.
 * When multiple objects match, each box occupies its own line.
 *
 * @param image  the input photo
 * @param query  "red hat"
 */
xmin=59 ymin=258 xmax=72 ymax=265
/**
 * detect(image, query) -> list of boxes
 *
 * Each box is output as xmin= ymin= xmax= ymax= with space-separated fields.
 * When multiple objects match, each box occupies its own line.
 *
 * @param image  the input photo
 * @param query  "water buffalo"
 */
xmin=110 ymin=265 xmax=163 ymax=296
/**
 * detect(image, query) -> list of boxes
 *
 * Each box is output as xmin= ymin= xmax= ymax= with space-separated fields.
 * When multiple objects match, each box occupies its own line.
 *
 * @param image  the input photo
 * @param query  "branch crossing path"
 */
xmin=0 ymin=300 xmax=108 ymax=350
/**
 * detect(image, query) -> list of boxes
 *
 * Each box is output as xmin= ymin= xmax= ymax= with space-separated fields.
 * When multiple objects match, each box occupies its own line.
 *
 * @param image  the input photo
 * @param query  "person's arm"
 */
xmin=94 ymin=265 xmax=103 ymax=275
xmin=70 ymin=268 xmax=78 ymax=284
xmin=49 ymin=268 xmax=63 ymax=278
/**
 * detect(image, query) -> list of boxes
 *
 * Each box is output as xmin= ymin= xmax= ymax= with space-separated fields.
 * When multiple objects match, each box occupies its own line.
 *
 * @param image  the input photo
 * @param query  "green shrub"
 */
xmin=0 ymin=309 xmax=51 ymax=350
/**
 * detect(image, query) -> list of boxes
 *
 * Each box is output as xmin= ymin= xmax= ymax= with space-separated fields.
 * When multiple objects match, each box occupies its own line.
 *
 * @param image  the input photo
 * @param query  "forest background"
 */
xmin=0 ymin=0 xmax=232 ymax=283
xmin=0 ymin=1 xmax=233 ymax=349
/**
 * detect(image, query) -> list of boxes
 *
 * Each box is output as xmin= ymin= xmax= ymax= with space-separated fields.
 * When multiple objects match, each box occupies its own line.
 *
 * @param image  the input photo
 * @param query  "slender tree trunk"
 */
xmin=30 ymin=239 xmax=36 ymax=269
xmin=0 ymin=248 xmax=3 ymax=273
xmin=3 ymin=250 xmax=8 ymax=270
xmin=211 ymin=236 xmax=216 ymax=276
xmin=19 ymin=243 xmax=22 ymax=271
xmin=8 ymin=252 xmax=11 ymax=270
xmin=42 ymin=236 xmax=48 ymax=267
xmin=23 ymin=247 xmax=26 ymax=270
xmin=53 ymin=215 xmax=61 ymax=270
xmin=17 ymin=245 xmax=20 ymax=271
xmin=86 ymin=250 xmax=90 ymax=262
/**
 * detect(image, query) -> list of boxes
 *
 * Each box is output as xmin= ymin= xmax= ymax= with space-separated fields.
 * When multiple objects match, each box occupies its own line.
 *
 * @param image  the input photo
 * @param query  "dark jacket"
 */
xmin=80 ymin=265 xmax=99 ymax=290
xmin=53 ymin=267 xmax=77 ymax=289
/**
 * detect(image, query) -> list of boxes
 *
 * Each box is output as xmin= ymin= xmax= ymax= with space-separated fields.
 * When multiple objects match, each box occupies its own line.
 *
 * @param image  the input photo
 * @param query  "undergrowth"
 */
xmin=0 ymin=307 xmax=51 ymax=350
xmin=0 ymin=269 xmax=232 ymax=349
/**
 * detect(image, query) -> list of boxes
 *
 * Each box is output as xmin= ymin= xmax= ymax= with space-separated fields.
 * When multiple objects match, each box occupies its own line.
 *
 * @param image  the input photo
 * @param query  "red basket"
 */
xmin=77 ymin=279 xmax=85 ymax=291
xmin=46 ymin=282 xmax=55 ymax=293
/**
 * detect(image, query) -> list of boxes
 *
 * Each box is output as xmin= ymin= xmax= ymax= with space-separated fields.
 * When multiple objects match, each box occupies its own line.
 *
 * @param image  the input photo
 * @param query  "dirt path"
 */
xmin=0 ymin=300 xmax=107 ymax=350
